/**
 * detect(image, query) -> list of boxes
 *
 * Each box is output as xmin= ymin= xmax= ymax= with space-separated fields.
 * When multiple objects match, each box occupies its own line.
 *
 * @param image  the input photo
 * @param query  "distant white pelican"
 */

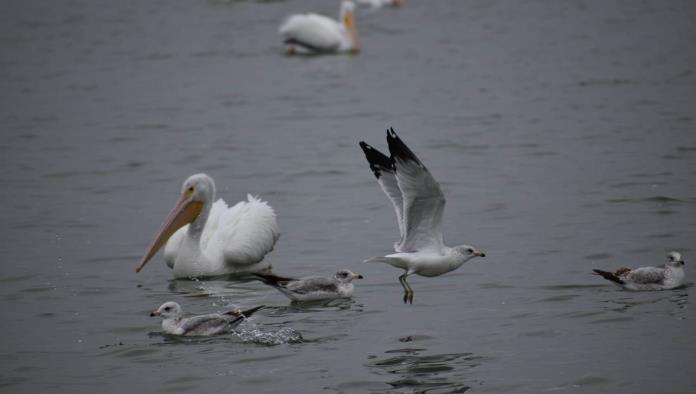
xmin=357 ymin=0 xmax=402 ymax=8
xmin=279 ymin=1 xmax=359 ymax=55
xmin=136 ymin=173 xmax=279 ymax=278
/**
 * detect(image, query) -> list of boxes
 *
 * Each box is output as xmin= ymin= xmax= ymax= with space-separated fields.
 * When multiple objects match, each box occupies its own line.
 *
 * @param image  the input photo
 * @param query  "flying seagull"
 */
xmin=359 ymin=128 xmax=485 ymax=303
xmin=150 ymin=301 xmax=264 ymax=336
xmin=593 ymin=251 xmax=686 ymax=291
xmin=253 ymin=269 xmax=363 ymax=302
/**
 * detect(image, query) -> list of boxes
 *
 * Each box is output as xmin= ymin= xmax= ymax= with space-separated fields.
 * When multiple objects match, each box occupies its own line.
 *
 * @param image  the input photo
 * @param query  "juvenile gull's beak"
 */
xmin=354 ymin=274 xmax=364 ymax=279
xmin=474 ymin=251 xmax=486 ymax=257
xmin=150 ymin=310 xmax=160 ymax=317
xmin=136 ymin=193 xmax=203 ymax=273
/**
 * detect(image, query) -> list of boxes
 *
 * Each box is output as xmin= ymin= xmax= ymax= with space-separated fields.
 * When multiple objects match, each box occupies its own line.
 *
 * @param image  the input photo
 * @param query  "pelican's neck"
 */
xmin=343 ymin=18 xmax=358 ymax=53
xmin=349 ymin=24 xmax=359 ymax=52
xmin=187 ymin=196 xmax=213 ymax=238
xmin=340 ymin=4 xmax=359 ymax=53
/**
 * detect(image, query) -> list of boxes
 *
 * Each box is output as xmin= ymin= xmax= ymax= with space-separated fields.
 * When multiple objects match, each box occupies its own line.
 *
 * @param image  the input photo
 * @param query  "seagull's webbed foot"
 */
xmin=399 ymin=273 xmax=414 ymax=304
xmin=403 ymin=290 xmax=413 ymax=304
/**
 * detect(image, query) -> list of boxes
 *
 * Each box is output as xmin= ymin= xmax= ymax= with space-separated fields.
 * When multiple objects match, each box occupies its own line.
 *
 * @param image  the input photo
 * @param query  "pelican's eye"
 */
xmin=187 ymin=186 xmax=194 ymax=193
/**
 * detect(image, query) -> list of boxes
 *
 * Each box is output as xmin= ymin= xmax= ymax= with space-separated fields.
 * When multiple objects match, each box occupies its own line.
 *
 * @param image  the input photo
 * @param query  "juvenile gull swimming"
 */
xmin=150 ymin=301 xmax=264 ymax=336
xmin=593 ymin=251 xmax=686 ymax=291
xmin=359 ymin=128 xmax=485 ymax=303
xmin=253 ymin=269 xmax=363 ymax=302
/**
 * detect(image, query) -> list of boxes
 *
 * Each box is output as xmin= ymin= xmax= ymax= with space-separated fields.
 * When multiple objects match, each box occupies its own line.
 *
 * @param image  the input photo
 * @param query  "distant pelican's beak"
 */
xmin=150 ymin=310 xmax=160 ymax=317
xmin=136 ymin=193 xmax=203 ymax=273
xmin=344 ymin=11 xmax=359 ymax=53
xmin=354 ymin=273 xmax=364 ymax=279
xmin=474 ymin=251 xmax=486 ymax=258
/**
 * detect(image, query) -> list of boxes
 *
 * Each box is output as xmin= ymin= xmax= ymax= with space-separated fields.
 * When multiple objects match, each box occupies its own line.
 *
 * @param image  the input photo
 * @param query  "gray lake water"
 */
xmin=2 ymin=0 xmax=696 ymax=392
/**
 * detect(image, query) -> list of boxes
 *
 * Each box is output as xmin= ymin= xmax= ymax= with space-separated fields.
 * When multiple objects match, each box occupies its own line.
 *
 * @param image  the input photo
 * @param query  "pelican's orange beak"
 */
xmin=135 ymin=193 xmax=203 ymax=273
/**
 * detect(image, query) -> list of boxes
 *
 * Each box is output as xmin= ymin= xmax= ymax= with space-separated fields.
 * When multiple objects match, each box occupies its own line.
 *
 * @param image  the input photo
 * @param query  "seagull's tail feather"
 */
xmin=364 ymin=256 xmax=395 ymax=264
xmin=592 ymin=269 xmax=626 ymax=285
xmin=251 ymin=273 xmax=294 ymax=287
xmin=238 ymin=305 xmax=265 ymax=318
xmin=224 ymin=305 xmax=265 ymax=326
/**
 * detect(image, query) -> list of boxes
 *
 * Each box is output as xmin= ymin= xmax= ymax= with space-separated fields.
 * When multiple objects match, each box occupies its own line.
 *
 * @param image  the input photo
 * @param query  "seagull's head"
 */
xmin=666 ymin=251 xmax=685 ymax=268
xmin=150 ymin=301 xmax=183 ymax=320
xmin=453 ymin=245 xmax=486 ymax=261
xmin=135 ymin=173 xmax=216 ymax=273
xmin=334 ymin=269 xmax=364 ymax=283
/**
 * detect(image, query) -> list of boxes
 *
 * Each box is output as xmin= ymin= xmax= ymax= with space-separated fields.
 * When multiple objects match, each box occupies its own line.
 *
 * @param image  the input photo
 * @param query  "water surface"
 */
xmin=1 ymin=0 xmax=696 ymax=393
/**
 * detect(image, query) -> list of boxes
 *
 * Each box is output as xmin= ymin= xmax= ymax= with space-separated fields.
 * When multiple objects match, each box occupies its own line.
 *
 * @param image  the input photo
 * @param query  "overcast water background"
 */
xmin=2 ymin=0 xmax=696 ymax=392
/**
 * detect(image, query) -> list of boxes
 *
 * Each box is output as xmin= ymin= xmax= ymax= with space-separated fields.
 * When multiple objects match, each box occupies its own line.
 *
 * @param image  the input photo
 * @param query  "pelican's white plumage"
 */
xmin=137 ymin=174 xmax=279 ymax=278
xmin=359 ymin=129 xmax=485 ymax=303
xmin=357 ymin=0 xmax=403 ymax=8
xmin=279 ymin=1 xmax=359 ymax=54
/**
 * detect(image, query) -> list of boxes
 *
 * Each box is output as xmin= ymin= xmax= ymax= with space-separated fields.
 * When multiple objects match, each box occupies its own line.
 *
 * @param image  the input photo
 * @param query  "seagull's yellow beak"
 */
xmin=136 ymin=192 xmax=203 ymax=273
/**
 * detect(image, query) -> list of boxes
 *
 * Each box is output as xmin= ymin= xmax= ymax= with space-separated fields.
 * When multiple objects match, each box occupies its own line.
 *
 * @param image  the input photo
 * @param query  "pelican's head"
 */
xmin=150 ymin=301 xmax=183 ymax=320
xmin=334 ymin=269 xmax=364 ymax=283
xmin=135 ymin=173 xmax=216 ymax=273
xmin=340 ymin=1 xmax=359 ymax=52
xmin=453 ymin=245 xmax=486 ymax=262
xmin=666 ymin=251 xmax=685 ymax=268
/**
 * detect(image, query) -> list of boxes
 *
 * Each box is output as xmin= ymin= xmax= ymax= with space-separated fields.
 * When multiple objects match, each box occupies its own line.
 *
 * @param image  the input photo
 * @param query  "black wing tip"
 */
xmin=385 ymin=127 xmax=422 ymax=166
xmin=241 ymin=305 xmax=265 ymax=317
xmin=592 ymin=269 xmax=626 ymax=285
xmin=252 ymin=273 xmax=292 ymax=286
xmin=225 ymin=305 xmax=265 ymax=318
xmin=359 ymin=140 xmax=393 ymax=179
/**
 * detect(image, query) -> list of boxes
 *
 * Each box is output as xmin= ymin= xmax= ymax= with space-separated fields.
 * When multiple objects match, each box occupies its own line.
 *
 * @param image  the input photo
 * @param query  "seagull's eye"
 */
xmin=164 ymin=307 xmax=171 ymax=312
xmin=467 ymin=248 xmax=474 ymax=253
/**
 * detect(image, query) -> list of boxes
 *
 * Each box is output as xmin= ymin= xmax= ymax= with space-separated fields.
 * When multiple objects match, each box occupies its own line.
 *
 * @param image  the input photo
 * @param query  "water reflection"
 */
xmin=598 ymin=288 xmax=689 ymax=319
xmin=365 ymin=347 xmax=483 ymax=393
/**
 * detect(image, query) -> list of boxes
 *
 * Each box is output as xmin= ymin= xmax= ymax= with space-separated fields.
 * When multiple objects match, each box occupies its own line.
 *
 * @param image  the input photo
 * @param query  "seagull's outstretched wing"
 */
xmin=386 ymin=128 xmax=445 ymax=253
xmin=359 ymin=141 xmax=405 ymax=248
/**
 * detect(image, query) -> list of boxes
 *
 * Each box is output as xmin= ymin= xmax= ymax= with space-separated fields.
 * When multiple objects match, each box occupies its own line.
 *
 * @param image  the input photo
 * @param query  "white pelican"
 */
xmin=359 ymin=129 xmax=486 ymax=304
xmin=253 ymin=269 xmax=364 ymax=302
xmin=136 ymin=173 xmax=279 ymax=278
xmin=150 ymin=301 xmax=264 ymax=336
xmin=593 ymin=251 xmax=686 ymax=291
xmin=279 ymin=1 xmax=359 ymax=55
xmin=357 ymin=0 xmax=403 ymax=8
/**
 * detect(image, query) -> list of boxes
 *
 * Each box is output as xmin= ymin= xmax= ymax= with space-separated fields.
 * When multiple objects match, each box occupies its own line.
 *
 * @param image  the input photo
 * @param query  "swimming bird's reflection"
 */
xmin=366 ymin=346 xmax=483 ymax=392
